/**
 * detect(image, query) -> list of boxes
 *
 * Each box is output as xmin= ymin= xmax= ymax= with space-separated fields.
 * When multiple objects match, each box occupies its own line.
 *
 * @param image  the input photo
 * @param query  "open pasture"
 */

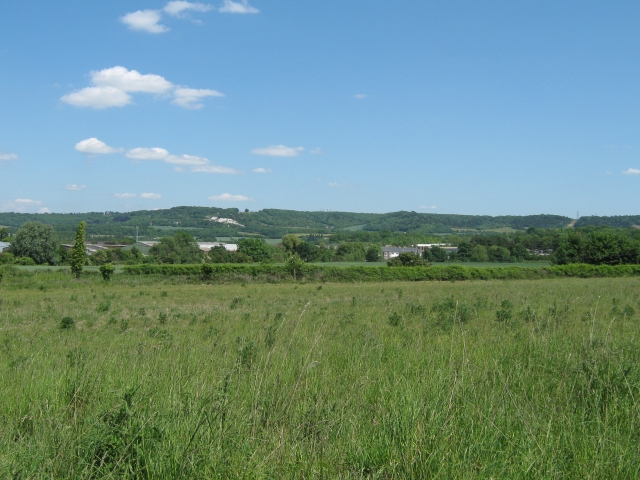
xmin=1 ymin=275 xmax=640 ymax=478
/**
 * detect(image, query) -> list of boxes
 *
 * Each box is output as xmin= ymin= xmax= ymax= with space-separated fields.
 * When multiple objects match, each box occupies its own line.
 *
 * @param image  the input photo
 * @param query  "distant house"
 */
xmin=0 ymin=241 xmax=10 ymax=253
xmin=381 ymin=246 xmax=420 ymax=260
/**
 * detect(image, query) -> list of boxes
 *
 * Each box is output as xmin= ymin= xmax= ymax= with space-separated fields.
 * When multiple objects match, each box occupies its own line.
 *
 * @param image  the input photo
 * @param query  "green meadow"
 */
xmin=1 ymin=272 xmax=640 ymax=478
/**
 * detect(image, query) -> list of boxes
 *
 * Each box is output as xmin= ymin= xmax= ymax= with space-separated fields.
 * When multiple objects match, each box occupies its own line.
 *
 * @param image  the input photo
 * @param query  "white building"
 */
xmin=0 ymin=241 xmax=10 ymax=253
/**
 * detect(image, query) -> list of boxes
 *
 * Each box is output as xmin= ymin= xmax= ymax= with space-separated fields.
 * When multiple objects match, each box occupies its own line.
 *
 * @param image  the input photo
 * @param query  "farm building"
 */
xmin=381 ymin=246 xmax=420 ymax=260
xmin=197 ymin=242 xmax=238 ymax=252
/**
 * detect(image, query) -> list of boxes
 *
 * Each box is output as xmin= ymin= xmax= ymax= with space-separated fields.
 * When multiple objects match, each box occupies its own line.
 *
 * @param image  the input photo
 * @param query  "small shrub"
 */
xmin=230 ymin=297 xmax=242 ymax=309
xmin=99 ymin=263 xmax=115 ymax=281
xmin=160 ymin=291 xmax=168 ymax=297
xmin=60 ymin=317 xmax=75 ymax=329
xmin=158 ymin=312 xmax=168 ymax=324
xmin=15 ymin=256 xmax=36 ymax=266
xmin=496 ymin=300 xmax=514 ymax=322
xmin=96 ymin=301 xmax=111 ymax=313
xmin=0 ymin=252 xmax=14 ymax=265
xmin=137 ymin=308 xmax=146 ymax=317
xmin=624 ymin=305 xmax=636 ymax=318
xmin=388 ymin=312 xmax=402 ymax=326
xmin=119 ymin=319 xmax=129 ymax=332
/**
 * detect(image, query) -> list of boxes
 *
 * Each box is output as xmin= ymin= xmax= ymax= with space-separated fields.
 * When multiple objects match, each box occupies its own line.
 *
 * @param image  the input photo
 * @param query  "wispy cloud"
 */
xmin=14 ymin=198 xmax=42 ymax=206
xmin=140 ymin=193 xmax=162 ymax=199
xmin=120 ymin=10 xmax=169 ymax=34
xmin=164 ymin=1 xmax=214 ymax=16
xmin=623 ymin=168 xmax=640 ymax=175
xmin=191 ymin=165 xmax=243 ymax=174
xmin=208 ymin=193 xmax=253 ymax=202
xmin=251 ymin=145 xmax=304 ymax=157
xmin=219 ymin=0 xmax=259 ymax=14
xmin=354 ymin=94 xmax=367 ymax=99
xmin=1 ymin=198 xmax=49 ymax=213
xmin=252 ymin=167 xmax=272 ymax=173
xmin=75 ymin=138 xmax=123 ymax=155
xmin=114 ymin=193 xmax=136 ymax=199
xmin=125 ymin=146 xmax=239 ymax=172
xmin=0 ymin=150 xmax=18 ymax=161
xmin=62 ymin=66 xmax=223 ymax=109
xmin=328 ymin=182 xmax=347 ymax=188
xmin=309 ymin=147 xmax=322 ymax=155
xmin=65 ymin=184 xmax=87 ymax=191
xmin=420 ymin=205 xmax=437 ymax=210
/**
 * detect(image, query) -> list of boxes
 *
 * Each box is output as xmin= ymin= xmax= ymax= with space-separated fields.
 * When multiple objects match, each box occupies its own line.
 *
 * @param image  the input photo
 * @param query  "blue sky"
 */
xmin=1 ymin=1 xmax=639 ymax=217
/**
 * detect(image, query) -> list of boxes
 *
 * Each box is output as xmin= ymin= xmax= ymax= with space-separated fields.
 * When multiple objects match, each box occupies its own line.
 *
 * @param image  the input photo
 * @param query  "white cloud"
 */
xmin=623 ymin=168 xmax=640 ymax=175
xmin=65 ymin=184 xmax=87 ymax=191
xmin=251 ymin=145 xmax=304 ymax=157
xmin=38 ymin=207 xmax=51 ymax=214
xmin=328 ymin=182 xmax=347 ymax=187
xmin=164 ymin=154 xmax=210 ymax=166
xmin=120 ymin=10 xmax=169 ymax=33
xmin=15 ymin=198 xmax=42 ymax=205
xmin=75 ymin=138 xmax=123 ymax=155
xmin=191 ymin=164 xmax=243 ymax=173
xmin=252 ymin=167 xmax=272 ymax=173
xmin=420 ymin=205 xmax=437 ymax=210
xmin=173 ymin=88 xmax=224 ymax=109
xmin=140 ymin=193 xmax=162 ymax=199
xmin=354 ymin=94 xmax=367 ymax=99
xmin=63 ymin=66 xmax=223 ymax=109
xmin=309 ymin=147 xmax=322 ymax=155
xmin=208 ymin=193 xmax=252 ymax=202
xmin=126 ymin=147 xmax=170 ymax=160
xmin=91 ymin=66 xmax=173 ymax=93
xmin=62 ymin=86 xmax=132 ymax=109
xmin=0 ymin=151 xmax=18 ymax=161
xmin=219 ymin=0 xmax=259 ymax=14
xmin=164 ymin=1 xmax=214 ymax=16
xmin=114 ymin=193 xmax=137 ymax=198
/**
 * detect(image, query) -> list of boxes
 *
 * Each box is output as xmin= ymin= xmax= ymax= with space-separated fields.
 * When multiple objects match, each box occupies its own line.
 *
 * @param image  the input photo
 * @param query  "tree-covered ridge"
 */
xmin=363 ymin=212 xmax=573 ymax=232
xmin=575 ymin=215 xmax=640 ymax=228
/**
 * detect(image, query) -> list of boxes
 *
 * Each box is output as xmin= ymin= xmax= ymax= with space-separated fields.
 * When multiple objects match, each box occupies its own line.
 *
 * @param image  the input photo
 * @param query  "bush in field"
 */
xmin=0 ymin=252 xmax=14 ymax=264
xmin=387 ymin=252 xmax=430 ymax=267
xmin=99 ymin=263 xmax=115 ymax=281
xmin=285 ymin=253 xmax=305 ymax=280
xmin=60 ymin=317 xmax=75 ymax=329
xmin=10 ymin=221 xmax=58 ymax=265
xmin=388 ymin=312 xmax=402 ymax=326
xmin=15 ymin=256 xmax=36 ymax=265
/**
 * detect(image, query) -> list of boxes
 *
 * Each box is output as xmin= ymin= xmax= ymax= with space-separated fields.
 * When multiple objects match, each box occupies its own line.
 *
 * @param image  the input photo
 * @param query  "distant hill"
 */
xmin=0 ymin=207 xmax=578 ymax=240
xmin=575 ymin=215 xmax=640 ymax=228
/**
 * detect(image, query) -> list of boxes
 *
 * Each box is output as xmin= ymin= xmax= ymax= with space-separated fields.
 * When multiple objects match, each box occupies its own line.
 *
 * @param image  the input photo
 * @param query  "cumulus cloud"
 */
xmin=252 ymin=167 xmax=272 ymax=173
xmin=114 ymin=193 xmax=136 ymax=198
xmin=208 ymin=193 xmax=252 ymax=202
xmin=75 ymin=138 xmax=123 ymax=155
xmin=62 ymin=66 xmax=223 ymax=109
xmin=140 ymin=193 xmax=162 ymax=199
xmin=173 ymin=87 xmax=224 ymax=109
xmin=65 ymin=184 xmax=87 ymax=191
xmin=309 ymin=148 xmax=322 ymax=155
xmin=0 ymin=151 xmax=18 ymax=161
xmin=124 ymin=146 xmax=238 ymax=173
xmin=164 ymin=1 xmax=213 ymax=16
xmin=251 ymin=145 xmax=304 ymax=157
xmin=126 ymin=147 xmax=170 ymax=161
xmin=62 ymin=86 xmax=132 ymax=109
xmin=219 ymin=0 xmax=259 ymax=13
xmin=120 ymin=10 xmax=169 ymax=33
xmin=623 ymin=168 xmax=640 ymax=175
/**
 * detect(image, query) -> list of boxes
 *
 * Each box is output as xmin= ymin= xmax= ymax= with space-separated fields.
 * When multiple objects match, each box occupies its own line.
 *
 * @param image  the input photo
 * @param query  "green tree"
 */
xmin=430 ymin=246 xmax=448 ymax=262
xmin=487 ymin=246 xmax=511 ymax=262
xmin=285 ymin=253 xmax=305 ymax=280
xmin=583 ymin=230 xmax=640 ymax=265
xmin=295 ymin=242 xmax=319 ymax=262
xmin=456 ymin=242 xmax=474 ymax=261
xmin=238 ymin=238 xmax=272 ymax=262
xmin=551 ymin=231 xmax=583 ymax=265
xmin=387 ymin=252 xmax=430 ymax=267
xmin=0 ymin=227 xmax=9 ymax=241
xmin=70 ymin=221 xmax=87 ymax=278
xmin=281 ymin=234 xmax=301 ymax=254
xmin=365 ymin=244 xmax=382 ymax=262
xmin=10 ymin=221 xmax=58 ymax=265
xmin=470 ymin=245 xmax=488 ymax=262
xmin=150 ymin=231 xmax=203 ymax=264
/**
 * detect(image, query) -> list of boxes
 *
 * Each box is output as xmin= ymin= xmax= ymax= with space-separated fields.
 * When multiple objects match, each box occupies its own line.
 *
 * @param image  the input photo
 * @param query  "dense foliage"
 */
xmin=149 ymin=232 xmax=204 ymax=264
xmin=9 ymin=221 xmax=58 ymax=265
xmin=552 ymin=230 xmax=640 ymax=265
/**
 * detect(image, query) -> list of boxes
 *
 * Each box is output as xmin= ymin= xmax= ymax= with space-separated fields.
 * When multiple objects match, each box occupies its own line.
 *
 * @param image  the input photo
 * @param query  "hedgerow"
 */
xmin=121 ymin=263 xmax=640 ymax=283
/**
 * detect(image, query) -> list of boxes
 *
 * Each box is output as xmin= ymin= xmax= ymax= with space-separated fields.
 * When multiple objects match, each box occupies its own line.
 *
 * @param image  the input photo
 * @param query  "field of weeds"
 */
xmin=1 ymin=274 xmax=640 ymax=478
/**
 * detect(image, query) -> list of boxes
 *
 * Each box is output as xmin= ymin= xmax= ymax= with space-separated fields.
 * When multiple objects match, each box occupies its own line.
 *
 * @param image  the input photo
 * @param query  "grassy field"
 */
xmin=1 ymin=273 xmax=639 ymax=477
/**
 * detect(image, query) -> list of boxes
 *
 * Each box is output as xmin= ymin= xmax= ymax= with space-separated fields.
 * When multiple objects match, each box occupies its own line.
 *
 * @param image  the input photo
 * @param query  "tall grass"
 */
xmin=1 ymin=274 xmax=639 ymax=477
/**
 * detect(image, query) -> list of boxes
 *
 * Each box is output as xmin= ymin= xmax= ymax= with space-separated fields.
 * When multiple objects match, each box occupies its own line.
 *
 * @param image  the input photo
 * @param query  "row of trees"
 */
xmin=551 ymin=230 xmax=640 ymax=265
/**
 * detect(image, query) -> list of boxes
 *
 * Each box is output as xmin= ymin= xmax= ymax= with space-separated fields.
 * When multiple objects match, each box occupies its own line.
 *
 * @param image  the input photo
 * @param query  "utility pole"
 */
xmin=136 ymin=226 xmax=139 ymax=243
